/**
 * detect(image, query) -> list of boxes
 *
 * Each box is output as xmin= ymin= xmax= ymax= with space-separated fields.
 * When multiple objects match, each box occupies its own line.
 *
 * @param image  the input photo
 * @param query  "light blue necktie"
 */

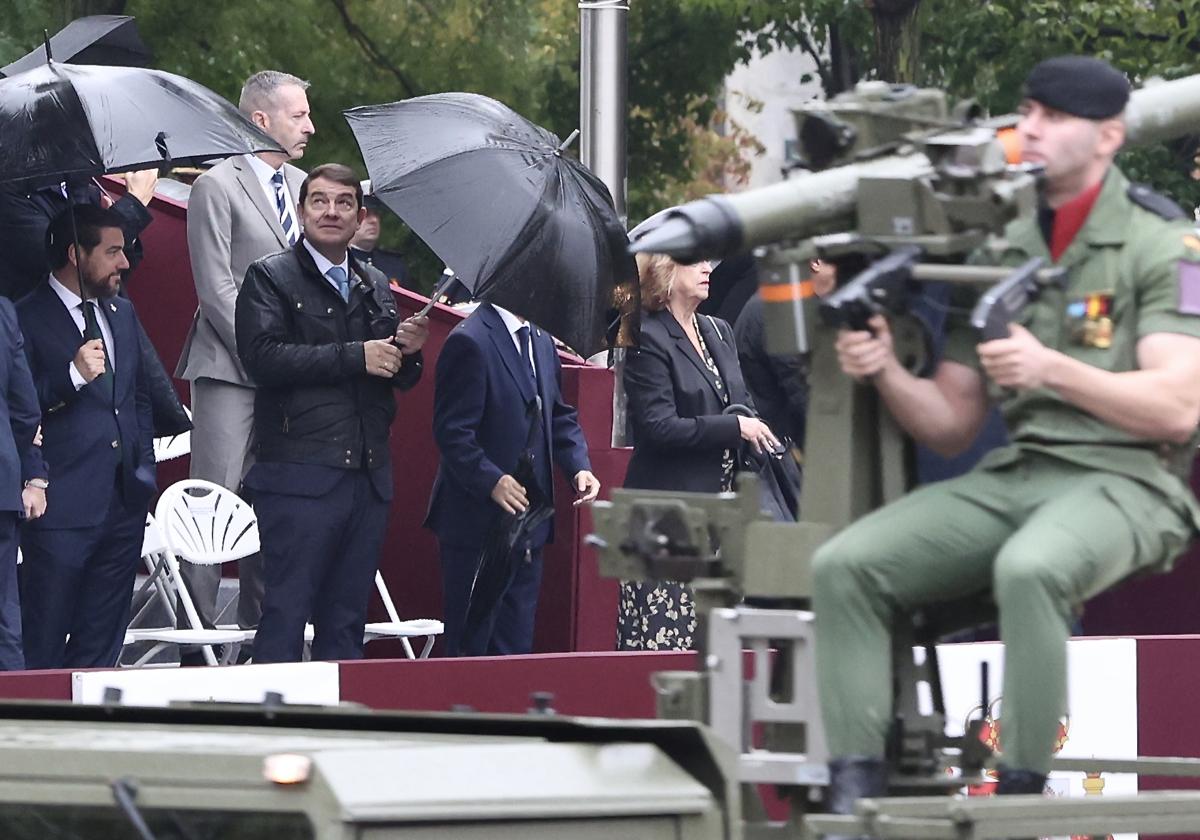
xmin=327 ymin=266 xmax=350 ymax=302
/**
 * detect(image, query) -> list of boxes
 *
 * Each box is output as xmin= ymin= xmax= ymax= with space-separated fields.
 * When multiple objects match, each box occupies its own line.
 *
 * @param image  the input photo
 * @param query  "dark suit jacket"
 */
xmin=424 ymin=303 xmax=591 ymax=548
xmin=623 ymin=309 xmax=753 ymax=493
xmin=0 ymin=298 xmax=46 ymax=511
xmin=734 ymin=293 xmax=810 ymax=446
xmin=16 ymin=283 xmax=156 ymax=529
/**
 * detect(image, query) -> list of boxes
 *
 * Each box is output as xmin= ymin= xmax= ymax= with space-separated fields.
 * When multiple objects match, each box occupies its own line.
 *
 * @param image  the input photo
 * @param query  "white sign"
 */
xmin=71 ymin=662 xmax=341 ymax=707
xmin=938 ymin=638 xmax=1138 ymax=839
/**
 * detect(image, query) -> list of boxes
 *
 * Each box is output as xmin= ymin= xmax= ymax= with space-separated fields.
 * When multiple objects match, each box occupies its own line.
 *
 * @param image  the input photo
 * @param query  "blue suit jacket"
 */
xmin=0 ymin=298 xmax=46 ymax=511
xmin=16 ymin=283 xmax=156 ymax=529
xmin=425 ymin=303 xmax=591 ymax=548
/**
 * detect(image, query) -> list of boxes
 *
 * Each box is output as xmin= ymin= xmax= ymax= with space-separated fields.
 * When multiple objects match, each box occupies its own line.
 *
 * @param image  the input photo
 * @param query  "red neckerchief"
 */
xmin=1049 ymin=178 xmax=1104 ymax=262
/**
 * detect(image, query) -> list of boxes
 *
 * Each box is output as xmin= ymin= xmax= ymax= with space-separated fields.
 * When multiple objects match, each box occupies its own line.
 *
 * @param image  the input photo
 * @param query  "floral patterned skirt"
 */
xmin=616 ymin=579 xmax=697 ymax=651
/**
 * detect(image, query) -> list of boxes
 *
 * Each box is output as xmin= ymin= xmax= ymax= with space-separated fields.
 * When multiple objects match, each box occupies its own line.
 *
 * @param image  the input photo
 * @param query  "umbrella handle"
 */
xmin=556 ymin=129 xmax=580 ymax=154
xmin=415 ymin=269 xmax=460 ymax=318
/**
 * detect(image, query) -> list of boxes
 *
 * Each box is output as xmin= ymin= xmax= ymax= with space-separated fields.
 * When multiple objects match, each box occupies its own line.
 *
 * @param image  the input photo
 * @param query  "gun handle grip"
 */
xmin=979 ymin=319 xmax=1011 ymax=342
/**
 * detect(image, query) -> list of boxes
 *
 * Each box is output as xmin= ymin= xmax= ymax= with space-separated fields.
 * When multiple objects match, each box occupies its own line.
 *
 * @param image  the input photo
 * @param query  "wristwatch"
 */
xmin=24 ymin=478 xmax=48 ymax=490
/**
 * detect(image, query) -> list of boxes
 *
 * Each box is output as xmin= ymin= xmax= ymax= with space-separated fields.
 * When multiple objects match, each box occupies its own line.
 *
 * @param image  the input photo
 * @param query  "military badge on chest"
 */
xmin=1066 ymin=292 xmax=1114 ymax=349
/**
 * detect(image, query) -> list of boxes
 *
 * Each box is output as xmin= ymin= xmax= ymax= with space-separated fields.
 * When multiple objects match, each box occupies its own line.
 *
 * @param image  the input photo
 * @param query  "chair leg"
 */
xmin=419 ymin=636 xmax=435 ymax=659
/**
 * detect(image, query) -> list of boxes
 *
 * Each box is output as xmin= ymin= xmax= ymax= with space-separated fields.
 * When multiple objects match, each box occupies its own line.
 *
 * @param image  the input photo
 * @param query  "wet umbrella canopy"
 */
xmin=345 ymin=93 xmax=637 ymax=357
xmin=0 ymin=61 xmax=282 ymax=188
xmin=1 ymin=16 xmax=151 ymax=77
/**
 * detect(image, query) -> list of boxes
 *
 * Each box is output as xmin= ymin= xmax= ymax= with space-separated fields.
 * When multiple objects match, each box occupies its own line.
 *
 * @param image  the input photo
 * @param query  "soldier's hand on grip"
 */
xmin=977 ymin=323 xmax=1054 ymax=390
xmin=835 ymin=314 xmax=896 ymax=381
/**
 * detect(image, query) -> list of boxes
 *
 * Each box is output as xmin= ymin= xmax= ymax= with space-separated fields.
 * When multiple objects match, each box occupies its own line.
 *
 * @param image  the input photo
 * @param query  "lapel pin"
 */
xmin=109 ymin=302 xmax=117 ymax=312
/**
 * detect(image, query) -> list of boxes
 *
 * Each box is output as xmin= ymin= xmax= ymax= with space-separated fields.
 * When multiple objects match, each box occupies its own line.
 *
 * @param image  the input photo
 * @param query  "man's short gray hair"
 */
xmin=239 ymin=71 xmax=310 ymax=114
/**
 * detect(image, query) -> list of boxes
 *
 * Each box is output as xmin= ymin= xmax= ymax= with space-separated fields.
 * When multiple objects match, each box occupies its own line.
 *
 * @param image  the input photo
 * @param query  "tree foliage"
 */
xmin=4 ymin=0 xmax=1199 ymax=287
xmin=732 ymin=0 xmax=1200 ymax=210
xmin=0 ymin=0 xmax=770 ymax=287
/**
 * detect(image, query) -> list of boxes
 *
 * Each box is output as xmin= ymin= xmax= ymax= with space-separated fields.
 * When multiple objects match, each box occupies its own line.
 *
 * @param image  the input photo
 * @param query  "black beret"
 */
xmin=1023 ymin=56 xmax=1130 ymax=119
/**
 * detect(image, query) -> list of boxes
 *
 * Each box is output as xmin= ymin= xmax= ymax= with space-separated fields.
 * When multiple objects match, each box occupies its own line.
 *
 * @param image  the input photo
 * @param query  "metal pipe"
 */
xmin=579 ymin=0 xmax=628 ymax=221
xmin=580 ymin=0 xmax=630 ymax=446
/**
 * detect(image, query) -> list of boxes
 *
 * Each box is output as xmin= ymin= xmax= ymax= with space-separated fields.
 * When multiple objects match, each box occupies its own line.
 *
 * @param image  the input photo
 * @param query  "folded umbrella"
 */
xmin=345 ymin=93 xmax=638 ymax=357
xmin=460 ymin=449 xmax=555 ymax=655
xmin=1 ymin=15 xmax=151 ymax=77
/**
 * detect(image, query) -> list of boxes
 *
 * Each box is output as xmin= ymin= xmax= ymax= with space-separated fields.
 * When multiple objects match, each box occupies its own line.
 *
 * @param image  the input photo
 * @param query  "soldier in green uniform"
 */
xmin=814 ymin=55 xmax=1200 ymax=810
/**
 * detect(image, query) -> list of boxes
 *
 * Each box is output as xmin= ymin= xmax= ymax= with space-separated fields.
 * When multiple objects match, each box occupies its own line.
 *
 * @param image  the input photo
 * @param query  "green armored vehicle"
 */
xmin=0 ymin=701 xmax=736 ymax=839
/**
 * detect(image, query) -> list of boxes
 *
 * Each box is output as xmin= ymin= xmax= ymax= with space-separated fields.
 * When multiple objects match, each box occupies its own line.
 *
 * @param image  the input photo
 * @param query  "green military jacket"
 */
xmin=943 ymin=166 xmax=1200 ymax=533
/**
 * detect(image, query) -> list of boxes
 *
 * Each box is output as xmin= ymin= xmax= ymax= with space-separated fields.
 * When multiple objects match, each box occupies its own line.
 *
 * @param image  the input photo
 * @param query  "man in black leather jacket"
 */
xmin=235 ymin=163 xmax=429 ymax=663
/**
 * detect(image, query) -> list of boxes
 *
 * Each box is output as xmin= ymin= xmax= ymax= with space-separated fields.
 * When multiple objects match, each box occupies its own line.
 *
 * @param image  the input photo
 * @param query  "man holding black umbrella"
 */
xmin=17 ymin=205 xmax=156 ymax=669
xmin=425 ymin=303 xmax=599 ymax=657
xmin=235 ymin=163 xmax=429 ymax=663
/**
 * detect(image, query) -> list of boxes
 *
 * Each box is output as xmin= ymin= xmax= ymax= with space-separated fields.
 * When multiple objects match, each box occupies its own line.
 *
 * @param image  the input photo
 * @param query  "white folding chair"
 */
xmin=363 ymin=571 xmax=444 ymax=659
xmin=138 ymin=480 xmax=260 ymax=665
xmin=152 ymin=405 xmax=193 ymax=463
xmin=121 ymin=511 xmax=246 ymax=667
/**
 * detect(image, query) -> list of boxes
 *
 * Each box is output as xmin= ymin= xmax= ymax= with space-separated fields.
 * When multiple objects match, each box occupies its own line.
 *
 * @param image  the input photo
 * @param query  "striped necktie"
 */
xmin=271 ymin=170 xmax=298 ymax=245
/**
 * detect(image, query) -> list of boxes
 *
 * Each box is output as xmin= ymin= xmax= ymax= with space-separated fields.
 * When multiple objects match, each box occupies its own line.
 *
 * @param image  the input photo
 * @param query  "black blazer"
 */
xmin=235 ymin=239 xmax=422 ymax=497
xmin=623 ymin=309 xmax=754 ymax=493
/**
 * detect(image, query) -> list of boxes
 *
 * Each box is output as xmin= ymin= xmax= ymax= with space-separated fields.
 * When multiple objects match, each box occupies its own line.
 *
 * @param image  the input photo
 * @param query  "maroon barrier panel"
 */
xmin=119 ymin=181 xmax=628 ymax=655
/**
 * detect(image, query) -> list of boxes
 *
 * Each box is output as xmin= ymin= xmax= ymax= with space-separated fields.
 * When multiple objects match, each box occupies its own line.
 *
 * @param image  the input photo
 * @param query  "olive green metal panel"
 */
xmin=317 ymin=742 xmax=714 ymax=823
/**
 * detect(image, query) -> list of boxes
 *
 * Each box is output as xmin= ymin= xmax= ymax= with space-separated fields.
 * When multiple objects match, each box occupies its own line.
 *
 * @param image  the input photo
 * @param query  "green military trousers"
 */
xmin=812 ymin=449 xmax=1193 ymax=774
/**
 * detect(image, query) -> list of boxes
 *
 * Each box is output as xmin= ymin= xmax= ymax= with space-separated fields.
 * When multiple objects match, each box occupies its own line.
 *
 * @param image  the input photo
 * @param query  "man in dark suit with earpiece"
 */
xmin=17 ymin=205 xmax=156 ymax=669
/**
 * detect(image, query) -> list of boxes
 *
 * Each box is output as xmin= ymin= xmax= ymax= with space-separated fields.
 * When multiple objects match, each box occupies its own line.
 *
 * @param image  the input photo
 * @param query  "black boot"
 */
xmin=823 ymin=755 xmax=888 ymax=839
xmin=995 ymin=766 xmax=1047 ymax=795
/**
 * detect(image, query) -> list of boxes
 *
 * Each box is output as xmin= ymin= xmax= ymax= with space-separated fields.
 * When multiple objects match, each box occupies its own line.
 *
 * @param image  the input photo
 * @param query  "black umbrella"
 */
xmin=0 ymin=58 xmax=281 ymax=389
xmin=0 ymin=60 xmax=282 ymax=188
xmin=345 ymin=93 xmax=637 ymax=357
xmin=2 ymin=16 xmax=151 ymax=77
xmin=460 ymin=449 xmax=555 ymax=655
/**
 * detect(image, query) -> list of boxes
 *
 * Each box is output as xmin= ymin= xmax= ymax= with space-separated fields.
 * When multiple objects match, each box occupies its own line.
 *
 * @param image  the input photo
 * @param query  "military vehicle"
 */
xmin=0 ymin=699 xmax=736 ymax=839
xmin=592 ymin=72 xmax=1200 ymax=838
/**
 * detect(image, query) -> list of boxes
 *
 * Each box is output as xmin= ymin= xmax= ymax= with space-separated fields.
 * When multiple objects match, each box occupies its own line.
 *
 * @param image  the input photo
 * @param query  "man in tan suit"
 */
xmin=176 ymin=70 xmax=314 ymax=652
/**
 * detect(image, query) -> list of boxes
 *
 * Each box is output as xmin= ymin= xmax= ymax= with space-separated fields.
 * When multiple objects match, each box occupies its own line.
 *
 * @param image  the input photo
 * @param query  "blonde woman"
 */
xmin=617 ymin=251 xmax=779 ymax=650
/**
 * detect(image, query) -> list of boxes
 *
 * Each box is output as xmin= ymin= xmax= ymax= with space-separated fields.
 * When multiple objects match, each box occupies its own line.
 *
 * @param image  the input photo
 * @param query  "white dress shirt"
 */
xmin=49 ymin=273 xmax=116 ymax=391
xmin=246 ymin=154 xmax=299 ymax=237
xmin=494 ymin=306 xmax=537 ymax=380
xmin=302 ymin=239 xmax=351 ymax=297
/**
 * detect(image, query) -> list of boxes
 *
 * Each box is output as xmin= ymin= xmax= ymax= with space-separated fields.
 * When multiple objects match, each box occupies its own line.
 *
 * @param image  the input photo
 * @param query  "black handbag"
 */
xmin=723 ymin=403 xmax=801 ymax=522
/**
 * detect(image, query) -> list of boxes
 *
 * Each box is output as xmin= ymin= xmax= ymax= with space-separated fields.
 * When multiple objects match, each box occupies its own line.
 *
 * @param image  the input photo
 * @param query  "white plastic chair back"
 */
xmin=155 ymin=479 xmax=260 ymax=566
